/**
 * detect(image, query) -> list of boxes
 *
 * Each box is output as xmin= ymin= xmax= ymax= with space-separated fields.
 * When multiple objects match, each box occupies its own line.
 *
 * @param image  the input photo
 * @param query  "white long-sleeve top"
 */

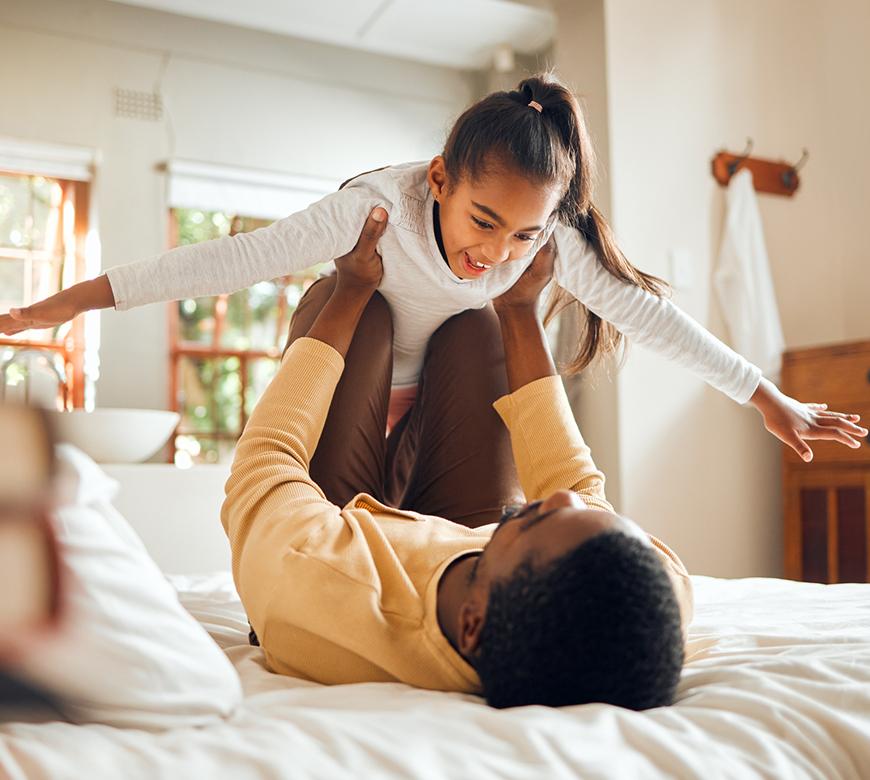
xmin=107 ymin=161 xmax=762 ymax=403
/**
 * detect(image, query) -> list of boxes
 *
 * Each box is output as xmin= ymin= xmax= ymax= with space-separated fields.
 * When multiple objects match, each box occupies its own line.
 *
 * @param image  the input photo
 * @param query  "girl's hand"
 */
xmin=333 ymin=207 xmax=388 ymax=292
xmin=0 ymin=276 xmax=115 ymax=335
xmin=492 ymin=238 xmax=556 ymax=314
xmin=750 ymin=377 xmax=869 ymax=461
xmin=0 ymin=295 xmax=79 ymax=336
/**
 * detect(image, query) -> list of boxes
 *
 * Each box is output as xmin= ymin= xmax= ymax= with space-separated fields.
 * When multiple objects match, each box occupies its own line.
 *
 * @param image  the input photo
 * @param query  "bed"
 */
xmin=1 ymin=453 xmax=869 ymax=779
xmin=1 ymin=574 xmax=868 ymax=778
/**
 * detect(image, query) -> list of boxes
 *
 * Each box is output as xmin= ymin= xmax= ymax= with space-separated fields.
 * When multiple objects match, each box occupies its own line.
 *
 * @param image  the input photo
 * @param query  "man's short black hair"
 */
xmin=476 ymin=530 xmax=684 ymax=709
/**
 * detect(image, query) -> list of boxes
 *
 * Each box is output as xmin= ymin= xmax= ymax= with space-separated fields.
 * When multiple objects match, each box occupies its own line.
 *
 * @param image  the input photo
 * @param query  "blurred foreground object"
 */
xmin=0 ymin=403 xmax=64 ymax=720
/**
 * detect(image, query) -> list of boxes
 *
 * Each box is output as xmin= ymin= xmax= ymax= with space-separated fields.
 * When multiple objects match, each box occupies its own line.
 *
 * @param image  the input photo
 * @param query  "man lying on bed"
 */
xmin=221 ymin=207 xmax=692 ymax=711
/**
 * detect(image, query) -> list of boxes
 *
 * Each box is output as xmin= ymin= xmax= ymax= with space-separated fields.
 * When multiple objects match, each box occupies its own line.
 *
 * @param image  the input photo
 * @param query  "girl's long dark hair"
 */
xmin=442 ymin=72 xmax=670 ymax=374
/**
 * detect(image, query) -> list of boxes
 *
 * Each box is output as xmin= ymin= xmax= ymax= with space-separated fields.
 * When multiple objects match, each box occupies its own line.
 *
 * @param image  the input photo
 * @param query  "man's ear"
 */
xmin=427 ymin=155 xmax=448 ymax=201
xmin=457 ymin=597 xmax=486 ymax=659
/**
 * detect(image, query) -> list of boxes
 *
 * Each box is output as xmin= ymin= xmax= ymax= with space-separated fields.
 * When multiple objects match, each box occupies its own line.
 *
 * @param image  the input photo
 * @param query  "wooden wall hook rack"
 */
xmin=711 ymin=138 xmax=808 ymax=197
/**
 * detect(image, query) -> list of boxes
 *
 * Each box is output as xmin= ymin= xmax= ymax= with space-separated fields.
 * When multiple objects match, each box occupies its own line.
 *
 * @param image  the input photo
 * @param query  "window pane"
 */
xmin=32 ymin=259 xmax=61 ymax=303
xmin=29 ymin=178 xmax=60 ymax=252
xmin=173 ymin=433 xmax=236 ymax=466
xmin=245 ymin=358 xmax=280 ymax=417
xmin=222 ymin=281 xmax=282 ymax=351
xmin=0 ymin=258 xmax=25 ymax=306
xmin=177 ymin=296 xmax=216 ymax=345
xmin=169 ymin=208 xmax=328 ymax=464
xmin=175 ymin=208 xmax=230 ymax=246
xmin=177 ymin=355 xmax=242 ymax=435
xmin=199 ymin=436 xmax=236 ymax=465
xmin=285 ymin=279 xmax=308 ymax=309
xmin=280 ymin=277 xmax=315 ymax=339
xmin=231 ymin=215 xmax=271 ymax=234
xmin=0 ymin=175 xmax=30 ymax=249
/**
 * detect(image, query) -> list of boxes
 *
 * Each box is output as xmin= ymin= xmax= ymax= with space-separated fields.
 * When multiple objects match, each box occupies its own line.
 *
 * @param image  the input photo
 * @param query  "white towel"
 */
xmin=714 ymin=168 xmax=786 ymax=380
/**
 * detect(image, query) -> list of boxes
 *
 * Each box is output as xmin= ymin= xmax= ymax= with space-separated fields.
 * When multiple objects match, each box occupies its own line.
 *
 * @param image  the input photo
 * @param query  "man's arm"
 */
xmin=496 ymin=304 xmax=556 ymax=393
xmin=306 ymin=207 xmax=387 ymax=357
xmin=492 ymin=241 xmax=558 ymax=393
xmin=220 ymin=208 xmax=387 ymax=614
xmin=496 ymin=243 xmax=694 ymax=636
xmin=492 ymin=241 xmax=611 ymax=511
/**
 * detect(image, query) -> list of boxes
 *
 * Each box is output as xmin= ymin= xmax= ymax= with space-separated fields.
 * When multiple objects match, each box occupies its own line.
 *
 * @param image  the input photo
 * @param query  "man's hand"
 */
xmin=492 ymin=238 xmax=556 ymax=315
xmin=494 ymin=240 xmax=558 ymax=393
xmin=305 ymin=207 xmax=389 ymax=358
xmin=333 ymin=207 xmax=387 ymax=292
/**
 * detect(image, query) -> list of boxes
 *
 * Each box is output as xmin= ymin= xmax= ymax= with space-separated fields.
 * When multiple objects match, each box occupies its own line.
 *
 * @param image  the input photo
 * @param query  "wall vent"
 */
xmin=113 ymin=88 xmax=163 ymax=121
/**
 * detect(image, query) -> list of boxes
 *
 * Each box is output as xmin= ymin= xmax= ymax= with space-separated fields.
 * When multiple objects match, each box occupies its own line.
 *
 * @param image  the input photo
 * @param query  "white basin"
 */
xmin=48 ymin=408 xmax=180 ymax=464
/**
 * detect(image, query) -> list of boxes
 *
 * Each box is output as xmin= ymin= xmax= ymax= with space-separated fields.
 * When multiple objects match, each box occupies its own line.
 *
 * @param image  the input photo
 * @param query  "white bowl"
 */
xmin=48 ymin=408 xmax=181 ymax=464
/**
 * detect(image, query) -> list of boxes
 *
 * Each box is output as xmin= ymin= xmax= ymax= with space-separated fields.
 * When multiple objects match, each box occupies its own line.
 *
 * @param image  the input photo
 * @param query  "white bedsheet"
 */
xmin=2 ymin=573 xmax=869 ymax=780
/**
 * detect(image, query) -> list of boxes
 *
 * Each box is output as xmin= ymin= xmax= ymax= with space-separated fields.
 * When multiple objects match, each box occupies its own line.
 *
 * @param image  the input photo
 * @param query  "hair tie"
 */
xmin=528 ymin=100 xmax=543 ymax=113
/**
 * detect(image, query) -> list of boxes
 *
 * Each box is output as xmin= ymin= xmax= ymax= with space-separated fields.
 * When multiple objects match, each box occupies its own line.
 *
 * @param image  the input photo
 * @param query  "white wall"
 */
xmin=5 ymin=0 xmax=867 ymax=579
xmin=818 ymin=0 xmax=870 ymax=342
xmin=551 ymin=0 xmax=869 ymax=577
xmin=550 ymin=0 xmax=623 ymax=512
xmin=604 ymin=0 xmax=781 ymax=579
xmin=0 ymin=0 xmax=476 ymax=410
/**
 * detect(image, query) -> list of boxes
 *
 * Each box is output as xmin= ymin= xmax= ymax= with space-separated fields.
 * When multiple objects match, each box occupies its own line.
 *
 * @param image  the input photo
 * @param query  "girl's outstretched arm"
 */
xmin=552 ymin=222 xmax=761 ymax=403
xmin=0 ymin=275 xmax=115 ymax=335
xmin=551 ymin=223 xmax=867 ymax=460
xmin=0 ymin=178 xmax=391 ymax=334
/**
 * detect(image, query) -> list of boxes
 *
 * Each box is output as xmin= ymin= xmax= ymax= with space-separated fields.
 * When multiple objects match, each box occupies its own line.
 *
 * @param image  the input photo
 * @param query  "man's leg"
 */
xmin=386 ymin=305 xmax=525 ymax=527
xmin=284 ymin=274 xmax=393 ymax=506
xmin=250 ymin=275 xmax=391 ymax=647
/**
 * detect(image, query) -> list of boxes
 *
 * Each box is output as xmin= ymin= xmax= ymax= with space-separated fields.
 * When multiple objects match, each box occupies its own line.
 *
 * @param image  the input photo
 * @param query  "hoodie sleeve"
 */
xmin=106 ymin=175 xmax=395 ymax=310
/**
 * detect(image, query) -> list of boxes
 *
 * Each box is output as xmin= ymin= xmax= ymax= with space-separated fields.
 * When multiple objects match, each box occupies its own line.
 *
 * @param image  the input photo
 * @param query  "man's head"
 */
xmin=457 ymin=490 xmax=684 ymax=709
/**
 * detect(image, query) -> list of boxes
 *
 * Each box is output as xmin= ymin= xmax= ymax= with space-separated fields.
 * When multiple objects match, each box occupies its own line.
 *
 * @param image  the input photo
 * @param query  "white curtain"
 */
xmin=165 ymin=160 xmax=338 ymax=220
xmin=0 ymin=136 xmax=96 ymax=182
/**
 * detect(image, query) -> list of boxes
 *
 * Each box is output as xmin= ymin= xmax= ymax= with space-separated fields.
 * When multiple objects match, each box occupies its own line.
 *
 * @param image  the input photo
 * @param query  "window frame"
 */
xmin=0 ymin=172 xmax=90 ymax=409
xmin=165 ymin=208 xmax=320 ymax=464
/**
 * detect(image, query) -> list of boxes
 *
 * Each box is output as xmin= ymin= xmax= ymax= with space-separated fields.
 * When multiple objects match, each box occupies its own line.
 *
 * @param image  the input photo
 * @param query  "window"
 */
xmin=168 ymin=209 xmax=323 ymax=466
xmin=0 ymin=172 xmax=91 ymax=408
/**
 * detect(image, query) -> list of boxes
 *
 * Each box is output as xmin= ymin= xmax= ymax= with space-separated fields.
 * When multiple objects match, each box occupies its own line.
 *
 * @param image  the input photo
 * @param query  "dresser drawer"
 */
xmin=782 ymin=349 xmax=870 ymax=406
xmin=783 ymin=403 xmax=870 ymax=466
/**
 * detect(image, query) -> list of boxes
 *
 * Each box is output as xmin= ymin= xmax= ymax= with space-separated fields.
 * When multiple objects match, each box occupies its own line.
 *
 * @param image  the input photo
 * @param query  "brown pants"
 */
xmin=286 ymin=275 xmax=525 ymax=529
xmin=250 ymin=276 xmax=524 ymax=645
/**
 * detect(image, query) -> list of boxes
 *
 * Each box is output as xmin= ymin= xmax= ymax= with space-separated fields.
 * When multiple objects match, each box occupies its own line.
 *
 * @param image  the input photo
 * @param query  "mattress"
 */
xmin=2 ymin=573 xmax=869 ymax=780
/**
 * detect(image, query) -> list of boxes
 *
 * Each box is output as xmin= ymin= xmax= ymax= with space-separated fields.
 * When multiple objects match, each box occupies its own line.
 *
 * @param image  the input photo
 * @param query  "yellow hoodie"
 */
xmin=221 ymin=337 xmax=693 ymax=693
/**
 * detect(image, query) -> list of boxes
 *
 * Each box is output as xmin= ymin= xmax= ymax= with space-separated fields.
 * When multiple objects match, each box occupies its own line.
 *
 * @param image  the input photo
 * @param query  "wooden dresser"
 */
xmin=781 ymin=340 xmax=870 ymax=583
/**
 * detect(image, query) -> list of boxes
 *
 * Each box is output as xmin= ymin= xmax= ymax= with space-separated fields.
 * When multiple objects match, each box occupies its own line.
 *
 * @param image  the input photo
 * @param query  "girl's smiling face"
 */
xmin=426 ymin=155 xmax=562 ymax=280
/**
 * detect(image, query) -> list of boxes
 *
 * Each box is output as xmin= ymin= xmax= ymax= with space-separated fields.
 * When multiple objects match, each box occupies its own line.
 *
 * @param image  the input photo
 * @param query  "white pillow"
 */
xmin=10 ymin=445 xmax=242 ymax=730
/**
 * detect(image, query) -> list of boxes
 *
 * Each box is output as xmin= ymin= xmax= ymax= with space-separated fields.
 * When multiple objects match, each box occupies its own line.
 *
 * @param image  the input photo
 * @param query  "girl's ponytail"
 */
xmin=443 ymin=71 xmax=669 ymax=375
xmin=524 ymin=74 xmax=671 ymax=375
xmin=544 ymin=202 xmax=671 ymax=374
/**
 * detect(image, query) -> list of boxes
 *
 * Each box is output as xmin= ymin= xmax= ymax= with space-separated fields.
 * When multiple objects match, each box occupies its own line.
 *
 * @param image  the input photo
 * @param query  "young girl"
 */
xmin=1 ymin=73 xmax=864 ymax=459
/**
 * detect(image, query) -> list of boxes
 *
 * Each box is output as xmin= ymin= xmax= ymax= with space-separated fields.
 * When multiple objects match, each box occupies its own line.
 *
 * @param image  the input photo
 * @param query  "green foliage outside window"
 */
xmin=171 ymin=208 xmax=322 ymax=466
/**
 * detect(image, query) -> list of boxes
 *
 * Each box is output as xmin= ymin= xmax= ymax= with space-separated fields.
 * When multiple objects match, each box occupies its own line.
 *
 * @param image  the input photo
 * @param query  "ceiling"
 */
xmin=106 ymin=0 xmax=556 ymax=70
